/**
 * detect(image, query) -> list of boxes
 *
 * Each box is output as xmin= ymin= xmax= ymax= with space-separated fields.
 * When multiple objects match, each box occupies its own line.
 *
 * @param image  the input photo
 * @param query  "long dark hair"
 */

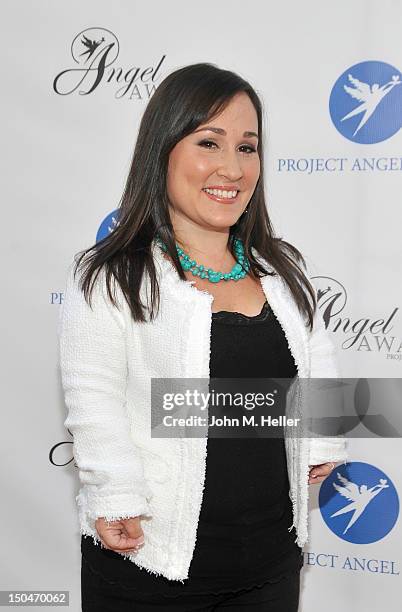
xmin=73 ymin=62 xmax=317 ymax=330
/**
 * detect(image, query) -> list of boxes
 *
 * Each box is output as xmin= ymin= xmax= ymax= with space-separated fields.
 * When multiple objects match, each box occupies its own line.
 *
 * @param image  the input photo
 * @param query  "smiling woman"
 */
xmin=59 ymin=62 xmax=347 ymax=611
xmin=71 ymin=62 xmax=318 ymax=328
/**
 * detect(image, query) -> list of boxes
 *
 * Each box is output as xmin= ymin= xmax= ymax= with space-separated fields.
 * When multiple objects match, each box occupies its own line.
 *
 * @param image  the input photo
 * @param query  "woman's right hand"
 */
xmin=95 ymin=516 xmax=145 ymax=553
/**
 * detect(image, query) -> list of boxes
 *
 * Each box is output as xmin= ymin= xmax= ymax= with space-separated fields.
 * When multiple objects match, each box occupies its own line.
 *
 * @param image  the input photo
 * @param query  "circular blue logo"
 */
xmin=329 ymin=61 xmax=402 ymax=143
xmin=96 ymin=209 xmax=120 ymax=242
xmin=319 ymin=461 xmax=399 ymax=544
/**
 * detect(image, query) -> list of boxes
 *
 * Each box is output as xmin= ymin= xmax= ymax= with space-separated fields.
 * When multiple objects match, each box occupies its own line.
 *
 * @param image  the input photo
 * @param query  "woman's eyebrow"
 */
xmin=193 ymin=127 xmax=258 ymax=139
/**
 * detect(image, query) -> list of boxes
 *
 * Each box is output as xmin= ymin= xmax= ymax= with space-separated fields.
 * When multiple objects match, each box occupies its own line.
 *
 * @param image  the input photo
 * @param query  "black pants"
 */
xmin=81 ymin=555 xmax=301 ymax=611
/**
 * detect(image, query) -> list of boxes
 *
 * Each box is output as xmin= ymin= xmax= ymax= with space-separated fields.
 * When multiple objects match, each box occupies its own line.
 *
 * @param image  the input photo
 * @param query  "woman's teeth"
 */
xmin=203 ymin=188 xmax=238 ymax=199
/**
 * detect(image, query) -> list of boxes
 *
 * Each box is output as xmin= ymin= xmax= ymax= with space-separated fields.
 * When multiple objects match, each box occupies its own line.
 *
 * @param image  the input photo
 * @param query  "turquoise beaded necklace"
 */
xmin=155 ymin=235 xmax=250 ymax=284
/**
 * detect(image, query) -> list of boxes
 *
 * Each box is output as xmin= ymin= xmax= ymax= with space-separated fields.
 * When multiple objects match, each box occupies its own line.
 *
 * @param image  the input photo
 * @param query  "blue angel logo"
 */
xmin=329 ymin=61 xmax=402 ymax=143
xmin=319 ymin=462 xmax=399 ymax=544
xmin=96 ymin=209 xmax=120 ymax=243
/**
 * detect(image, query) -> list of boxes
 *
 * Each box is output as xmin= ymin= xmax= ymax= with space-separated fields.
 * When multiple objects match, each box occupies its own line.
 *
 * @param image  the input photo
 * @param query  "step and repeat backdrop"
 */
xmin=2 ymin=1 xmax=401 ymax=610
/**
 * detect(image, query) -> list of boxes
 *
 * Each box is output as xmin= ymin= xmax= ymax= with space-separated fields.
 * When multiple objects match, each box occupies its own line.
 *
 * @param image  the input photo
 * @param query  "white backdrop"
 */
xmin=2 ymin=1 xmax=401 ymax=610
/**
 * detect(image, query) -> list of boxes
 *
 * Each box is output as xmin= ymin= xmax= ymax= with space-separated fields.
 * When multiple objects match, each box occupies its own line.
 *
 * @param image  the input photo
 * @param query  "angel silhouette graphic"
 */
xmin=79 ymin=34 xmax=106 ymax=60
xmin=330 ymin=472 xmax=389 ymax=534
xmin=340 ymin=73 xmax=401 ymax=136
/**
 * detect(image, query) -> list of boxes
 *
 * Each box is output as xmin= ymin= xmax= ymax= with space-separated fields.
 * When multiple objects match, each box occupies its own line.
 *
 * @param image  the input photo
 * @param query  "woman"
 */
xmin=59 ymin=63 xmax=347 ymax=611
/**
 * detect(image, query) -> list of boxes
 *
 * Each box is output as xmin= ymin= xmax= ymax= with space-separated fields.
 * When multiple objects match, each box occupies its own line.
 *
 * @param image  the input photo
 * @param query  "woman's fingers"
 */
xmin=122 ymin=517 xmax=144 ymax=541
xmin=95 ymin=516 xmax=145 ymax=553
xmin=100 ymin=534 xmax=144 ymax=552
xmin=308 ymin=462 xmax=336 ymax=485
xmin=117 ymin=532 xmax=145 ymax=551
xmin=118 ymin=517 xmax=145 ymax=550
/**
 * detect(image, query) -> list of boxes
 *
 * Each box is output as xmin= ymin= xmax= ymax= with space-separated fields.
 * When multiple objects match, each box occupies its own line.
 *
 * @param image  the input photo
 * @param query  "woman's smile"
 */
xmin=202 ymin=186 xmax=240 ymax=204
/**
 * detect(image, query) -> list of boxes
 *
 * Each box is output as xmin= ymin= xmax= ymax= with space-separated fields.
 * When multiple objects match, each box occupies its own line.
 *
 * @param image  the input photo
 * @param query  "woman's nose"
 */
xmin=216 ymin=150 xmax=243 ymax=181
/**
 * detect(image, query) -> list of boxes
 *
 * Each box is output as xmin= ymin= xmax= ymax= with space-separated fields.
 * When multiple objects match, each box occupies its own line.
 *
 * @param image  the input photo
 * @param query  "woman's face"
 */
xmin=166 ymin=92 xmax=260 ymax=232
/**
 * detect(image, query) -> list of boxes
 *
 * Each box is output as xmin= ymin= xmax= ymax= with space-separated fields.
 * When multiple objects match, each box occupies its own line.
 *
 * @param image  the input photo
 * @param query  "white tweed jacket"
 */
xmin=58 ymin=240 xmax=347 ymax=581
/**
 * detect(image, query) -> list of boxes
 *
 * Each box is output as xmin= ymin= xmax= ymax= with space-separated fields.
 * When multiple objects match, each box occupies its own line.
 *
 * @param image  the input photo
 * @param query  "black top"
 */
xmin=81 ymin=299 xmax=303 ymax=596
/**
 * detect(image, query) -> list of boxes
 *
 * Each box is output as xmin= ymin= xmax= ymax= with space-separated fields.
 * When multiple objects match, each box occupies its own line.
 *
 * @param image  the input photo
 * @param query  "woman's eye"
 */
xmin=198 ymin=139 xmax=218 ymax=149
xmin=197 ymin=140 xmax=257 ymax=154
xmin=239 ymin=144 xmax=257 ymax=154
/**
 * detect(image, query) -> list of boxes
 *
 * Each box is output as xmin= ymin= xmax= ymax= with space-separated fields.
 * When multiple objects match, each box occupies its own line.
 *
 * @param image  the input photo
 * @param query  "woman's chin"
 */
xmin=201 ymin=212 xmax=241 ymax=229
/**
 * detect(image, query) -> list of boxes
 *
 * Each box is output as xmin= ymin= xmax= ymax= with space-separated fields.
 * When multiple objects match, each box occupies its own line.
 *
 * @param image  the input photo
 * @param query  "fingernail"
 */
xmin=135 ymin=536 xmax=145 ymax=545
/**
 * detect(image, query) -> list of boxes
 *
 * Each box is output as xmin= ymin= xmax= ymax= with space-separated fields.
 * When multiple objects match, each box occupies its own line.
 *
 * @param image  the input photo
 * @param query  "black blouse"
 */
xmin=81 ymin=299 xmax=303 ymax=596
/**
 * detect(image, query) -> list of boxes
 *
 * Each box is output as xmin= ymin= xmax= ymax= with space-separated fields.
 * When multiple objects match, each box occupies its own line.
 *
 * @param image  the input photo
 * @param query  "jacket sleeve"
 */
xmin=306 ymin=273 xmax=348 ymax=466
xmin=58 ymin=259 xmax=153 ymax=533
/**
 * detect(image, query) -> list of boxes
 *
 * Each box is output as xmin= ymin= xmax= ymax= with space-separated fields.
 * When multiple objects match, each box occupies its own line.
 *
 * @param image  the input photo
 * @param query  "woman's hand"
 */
xmin=95 ymin=516 xmax=145 ymax=553
xmin=308 ymin=462 xmax=336 ymax=485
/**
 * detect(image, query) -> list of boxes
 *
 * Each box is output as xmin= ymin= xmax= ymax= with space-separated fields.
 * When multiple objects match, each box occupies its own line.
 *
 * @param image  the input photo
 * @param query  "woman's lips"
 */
xmin=202 ymin=190 xmax=239 ymax=204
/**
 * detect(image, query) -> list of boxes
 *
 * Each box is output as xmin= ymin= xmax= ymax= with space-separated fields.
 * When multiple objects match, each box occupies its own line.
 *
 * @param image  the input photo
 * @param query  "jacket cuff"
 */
xmin=308 ymin=437 xmax=348 ymax=466
xmin=76 ymin=485 xmax=153 ymax=539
